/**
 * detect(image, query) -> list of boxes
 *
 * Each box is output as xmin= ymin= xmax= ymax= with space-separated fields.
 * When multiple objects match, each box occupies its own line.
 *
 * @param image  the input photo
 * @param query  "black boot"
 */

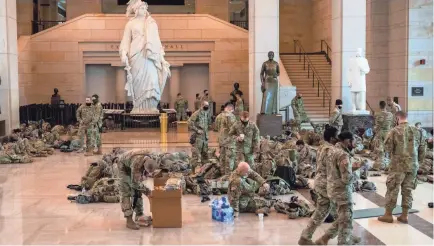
xmin=201 ymin=196 xmax=211 ymax=203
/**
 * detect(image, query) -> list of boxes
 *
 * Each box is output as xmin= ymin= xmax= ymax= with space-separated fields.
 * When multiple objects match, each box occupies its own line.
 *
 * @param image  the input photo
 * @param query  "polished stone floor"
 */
xmin=0 ymin=131 xmax=432 ymax=245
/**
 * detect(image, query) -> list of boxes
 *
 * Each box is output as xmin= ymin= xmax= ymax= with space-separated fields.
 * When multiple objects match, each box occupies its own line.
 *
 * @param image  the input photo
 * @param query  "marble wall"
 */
xmin=17 ymin=0 xmax=33 ymax=36
xmin=17 ymin=14 xmax=249 ymax=111
xmin=195 ymin=0 xmax=229 ymax=21
xmin=311 ymin=0 xmax=331 ymax=51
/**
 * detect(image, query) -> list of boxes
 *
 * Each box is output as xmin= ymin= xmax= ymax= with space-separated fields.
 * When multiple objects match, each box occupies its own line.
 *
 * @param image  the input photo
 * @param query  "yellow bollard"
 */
xmin=160 ymin=113 xmax=168 ymax=134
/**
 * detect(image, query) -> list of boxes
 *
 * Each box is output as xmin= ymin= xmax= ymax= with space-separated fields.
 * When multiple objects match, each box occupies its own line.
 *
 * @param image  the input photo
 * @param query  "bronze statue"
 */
xmin=260 ymin=51 xmax=280 ymax=114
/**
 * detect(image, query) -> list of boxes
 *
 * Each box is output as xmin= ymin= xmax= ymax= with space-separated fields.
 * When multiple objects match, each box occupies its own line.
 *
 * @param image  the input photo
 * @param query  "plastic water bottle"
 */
xmin=81 ymin=187 xmax=86 ymax=193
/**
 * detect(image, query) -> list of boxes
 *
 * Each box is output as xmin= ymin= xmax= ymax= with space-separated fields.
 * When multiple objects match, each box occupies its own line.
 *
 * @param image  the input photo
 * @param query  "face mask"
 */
xmin=241 ymin=120 xmax=248 ymax=125
xmin=203 ymin=106 xmax=209 ymax=111
xmin=86 ymin=103 xmax=91 ymax=106
xmin=298 ymin=96 xmax=301 ymax=99
xmin=338 ymin=106 xmax=342 ymax=109
xmin=205 ymin=93 xmax=209 ymax=96
xmin=92 ymin=99 xmax=97 ymax=104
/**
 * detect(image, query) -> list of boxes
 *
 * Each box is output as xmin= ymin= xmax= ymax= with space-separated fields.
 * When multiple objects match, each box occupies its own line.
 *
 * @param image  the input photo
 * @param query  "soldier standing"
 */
xmin=291 ymin=93 xmax=312 ymax=130
xmin=378 ymin=111 xmax=426 ymax=224
xmin=117 ymin=149 xmax=157 ymax=230
xmin=201 ymin=90 xmax=213 ymax=121
xmin=329 ymin=99 xmax=343 ymax=133
xmin=229 ymin=111 xmax=260 ymax=169
xmin=228 ymin=162 xmax=271 ymax=217
xmin=174 ymin=93 xmax=188 ymax=121
xmin=234 ymin=91 xmax=244 ymax=120
xmin=188 ymin=101 xmax=211 ymax=168
xmin=76 ymin=97 xmax=97 ymax=156
xmin=217 ymin=103 xmax=237 ymax=174
xmin=372 ymin=101 xmax=393 ymax=170
xmin=386 ymin=96 xmax=401 ymax=126
xmin=194 ymin=93 xmax=201 ymax=111
xmin=92 ymin=94 xmax=104 ymax=155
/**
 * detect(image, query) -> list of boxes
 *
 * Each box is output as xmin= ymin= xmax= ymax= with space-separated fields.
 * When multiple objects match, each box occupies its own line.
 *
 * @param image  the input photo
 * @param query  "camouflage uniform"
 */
xmin=329 ymin=108 xmax=343 ymax=133
xmin=88 ymin=178 xmax=120 ymax=203
xmin=386 ymin=102 xmax=401 ymax=126
xmin=216 ymin=111 xmax=237 ymax=174
xmin=297 ymin=145 xmax=315 ymax=178
xmin=174 ymin=96 xmax=189 ymax=121
xmin=0 ymin=143 xmax=32 ymax=164
xmin=291 ymin=97 xmax=310 ymax=130
xmin=228 ymin=169 xmax=269 ymax=213
xmin=229 ymin=120 xmax=260 ymax=169
xmin=200 ymin=94 xmax=214 ymax=121
xmin=76 ymin=104 xmax=97 ymax=151
xmin=383 ymin=123 xmax=426 ymax=212
xmin=81 ymin=159 xmax=113 ymax=190
xmin=300 ymin=142 xmax=338 ymax=242
xmin=158 ymin=151 xmax=191 ymax=173
xmin=326 ymin=142 xmax=354 ymax=245
xmin=234 ymin=98 xmax=244 ymax=120
xmin=188 ymin=109 xmax=211 ymax=168
xmin=93 ymin=102 xmax=104 ymax=149
xmin=194 ymin=97 xmax=201 ymax=111
xmin=372 ymin=110 xmax=393 ymax=170
xmin=117 ymin=150 xmax=152 ymax=218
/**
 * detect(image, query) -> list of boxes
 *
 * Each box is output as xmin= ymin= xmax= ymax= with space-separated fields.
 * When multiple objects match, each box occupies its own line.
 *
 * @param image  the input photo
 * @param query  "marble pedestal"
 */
xmin=257 ymin=114 xmax=282 ymax=137
xmin=342 ymin=113 xmax=374 ymax=132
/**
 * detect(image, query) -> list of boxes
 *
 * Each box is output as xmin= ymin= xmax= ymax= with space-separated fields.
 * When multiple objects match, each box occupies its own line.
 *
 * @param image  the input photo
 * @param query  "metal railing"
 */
xmin=230 ymin=20 xmax=248 ymax=30
xmin=320 ymin=40 xmax=332 ymax=65
xmin=293 ymin=40 xmax=332 ymax=116
xmin=32 ymin=20 xmax=65 ymax=34
xmin=322 ymin=42 xmax=375 ymax=115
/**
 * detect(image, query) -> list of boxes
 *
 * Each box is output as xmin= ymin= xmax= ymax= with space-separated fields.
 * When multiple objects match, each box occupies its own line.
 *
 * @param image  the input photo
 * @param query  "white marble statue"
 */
xmin=347 ymin=48 xmax=370 ymax=113
xmin=119 ymin=0 xmax=171 ymax=114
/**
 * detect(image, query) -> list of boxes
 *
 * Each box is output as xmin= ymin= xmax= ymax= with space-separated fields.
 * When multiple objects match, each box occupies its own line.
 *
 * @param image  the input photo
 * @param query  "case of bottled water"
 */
xmin=211 ymin=197 xmax=234 ymax=223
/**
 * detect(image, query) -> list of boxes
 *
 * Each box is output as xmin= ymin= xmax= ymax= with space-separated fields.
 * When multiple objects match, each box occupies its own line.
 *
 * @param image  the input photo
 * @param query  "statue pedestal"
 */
xmin=342 ymin=113 xmax=374 ymax=132
xmin=257 ymin=114 xmax=282 ymax=137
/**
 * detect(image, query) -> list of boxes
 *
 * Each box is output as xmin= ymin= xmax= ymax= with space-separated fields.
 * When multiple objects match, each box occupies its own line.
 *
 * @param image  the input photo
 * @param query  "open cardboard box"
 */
xmin=151 ymin=177 xmax=183 ymax=228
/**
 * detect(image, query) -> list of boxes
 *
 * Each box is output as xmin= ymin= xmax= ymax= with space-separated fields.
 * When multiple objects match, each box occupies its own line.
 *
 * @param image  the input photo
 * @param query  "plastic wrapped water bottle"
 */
xmin=81 ymin=187 xmax=86 ymax=193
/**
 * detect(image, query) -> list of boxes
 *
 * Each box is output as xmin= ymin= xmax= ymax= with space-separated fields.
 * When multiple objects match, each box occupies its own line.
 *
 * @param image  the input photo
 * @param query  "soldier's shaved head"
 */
xmin=202 ymin=101 xmax=209 ymax=107
xmin=237 ymin=162 xmax=250 ymax=176
xmin=144 ymin=158 xmax=158 ymax=174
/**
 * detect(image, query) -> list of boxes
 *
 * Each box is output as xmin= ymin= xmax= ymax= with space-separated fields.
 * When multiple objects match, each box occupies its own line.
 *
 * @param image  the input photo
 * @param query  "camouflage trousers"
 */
xmin=236 ymin=151 xmax=255 ymax=169
xmin=239 ymin=196 xmax=272 ymax=213
xmin=385 ymin=171 xmax=417 ymax=210
xmin=78 ymin=124 xmax=95 ymax=150
xmin=372 ymin=132 xmax=388 ymax=170
xmin=92 ymin=125 xmax=102 ymax=148
xmin=118 ymin=170 xmax=144 ymax=217
xmin=301 ymin=191 xmax=338 ymax=240
xmin=191 ymin=136 xmax=208 ymax=168
xmin=332 ymin=202 xmax=353 ymax=245
xmin=176 ymin=110 xmax=188 ymax=121
xmin=0 ymin=154 xmax=32 ymax=164
xmin=219 ymin=146 xmax=235 ymax=175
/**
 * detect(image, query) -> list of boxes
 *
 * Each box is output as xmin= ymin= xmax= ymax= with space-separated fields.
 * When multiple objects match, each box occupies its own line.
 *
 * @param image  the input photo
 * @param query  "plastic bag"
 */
xmin=211 ymin=197 xmax=234 ymax=223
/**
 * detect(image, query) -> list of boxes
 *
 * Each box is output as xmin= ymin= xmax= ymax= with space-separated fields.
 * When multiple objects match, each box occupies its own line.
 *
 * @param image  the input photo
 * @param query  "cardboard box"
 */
xmin=177 ymin=121 xmax=188 ymax=133
xmin=151 ymin=177 xmax=183 ymax=228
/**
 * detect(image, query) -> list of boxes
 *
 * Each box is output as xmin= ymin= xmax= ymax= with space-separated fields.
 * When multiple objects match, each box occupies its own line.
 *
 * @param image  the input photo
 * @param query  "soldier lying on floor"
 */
xmin=68 ymin=177 xmax=120 ymax=204
xmin=0 ymin=136 xmax=33 ymax=164
xmin=274 ymin=196 xmax=314 ymax=219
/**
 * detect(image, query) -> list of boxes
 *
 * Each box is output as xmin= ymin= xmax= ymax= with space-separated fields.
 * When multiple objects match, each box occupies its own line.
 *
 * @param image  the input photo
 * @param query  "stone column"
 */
xmin=115 ymin=67 xmax=126 ymax=103
xmin=169 ymin=67 xmax=181 ymax=109
xmin=331 ymin=0 xmax=367 ymax=112
xmin=0 ymin=0 xmax=20 ymax=133
xmin=249 ymin=0 xmax=279 ymax=121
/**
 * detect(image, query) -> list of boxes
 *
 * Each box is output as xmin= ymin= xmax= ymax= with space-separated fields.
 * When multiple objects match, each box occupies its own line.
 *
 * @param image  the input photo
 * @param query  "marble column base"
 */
xmin=256 ymin=114 xmax=282 ymax=137
xmin=342 ymin=113 xmax=374 ymax=132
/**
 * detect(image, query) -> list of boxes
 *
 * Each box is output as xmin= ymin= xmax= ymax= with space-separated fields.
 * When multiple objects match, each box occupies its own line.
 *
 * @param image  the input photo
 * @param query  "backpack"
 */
xmin=273 ymin=165 xmax=297 ymax=189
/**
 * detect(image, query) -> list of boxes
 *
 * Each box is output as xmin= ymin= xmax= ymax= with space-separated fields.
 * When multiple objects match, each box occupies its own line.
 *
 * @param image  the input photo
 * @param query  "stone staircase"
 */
xmin=281 ymin=53 xmax=332 ymax=124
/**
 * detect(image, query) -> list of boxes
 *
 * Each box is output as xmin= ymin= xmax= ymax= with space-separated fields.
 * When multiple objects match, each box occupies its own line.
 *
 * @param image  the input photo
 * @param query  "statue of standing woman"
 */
xmin=119 ymin=0 xmax=171 ymax=114
xmin=260 ymin=51 xmax=280 ymax=114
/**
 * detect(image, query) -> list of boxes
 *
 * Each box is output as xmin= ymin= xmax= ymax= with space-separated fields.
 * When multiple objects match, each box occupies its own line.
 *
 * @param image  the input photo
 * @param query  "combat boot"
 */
xmin=126 ymin=216 xmax=140 ymax=230
xmin=350 ymin=235 xmax=361 ymax=245
xmin=84 ymin=148 xmax=94 ymax=156
xmin=314 ymin=234 xmax=332 ymax=245
xmin=297 ymin=237 xmax=314 ymax=245
xmin=94 ymin=147 xmax=103 ymax=155
xmin=397 ymin=207 xmax=409 ymax=224
xmin=201 ymin=196 xmax=210 ymax=203
xmin=378 ymin=208 xmax=394 ymax=223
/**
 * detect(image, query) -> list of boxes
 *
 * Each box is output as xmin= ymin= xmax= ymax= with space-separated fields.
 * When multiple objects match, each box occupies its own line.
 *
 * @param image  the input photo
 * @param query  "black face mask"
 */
xmin=203 ymin=106 xmax=209 ymax=111
xmin=205 ymin=93 xmax=209 ymax=96
xmin=92 ymin=99 xmax=98 ymax=104
xmin=241 ymin=120 xmax=248 ymax=125
xmin=86 ymin=103 xmax=92 ymax=106
xmin=298 ymin=96 xmax=301 ymax=99
xmin=338 ymin=106 xmax=342 ymax=109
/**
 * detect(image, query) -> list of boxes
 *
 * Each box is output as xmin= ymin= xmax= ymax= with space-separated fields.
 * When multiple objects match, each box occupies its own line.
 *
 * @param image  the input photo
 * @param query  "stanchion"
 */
xmin=160 ymin=113 xmax=168 ymax=133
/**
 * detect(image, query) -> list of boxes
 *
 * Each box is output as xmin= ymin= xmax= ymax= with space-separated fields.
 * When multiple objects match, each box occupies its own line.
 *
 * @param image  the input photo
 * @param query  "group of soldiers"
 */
xmin=174 ymin=90 xmax=214 ymax=122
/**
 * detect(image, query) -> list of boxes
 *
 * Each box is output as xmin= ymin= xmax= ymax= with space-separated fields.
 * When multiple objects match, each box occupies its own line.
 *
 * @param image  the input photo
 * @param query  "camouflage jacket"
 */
xmin=385 ymin=122 xmax=426 ymax=173
xmin=228 ymin=169 xmax=266 ymax=212
xmin=94 ymin=102 xmax=104 ymax=126
xmin=76 ymin=104 xmax=97 ymax=126
xmin=188 ymin=109 xmax=210 ymax=139
xmin=118 ymin=149 xmax=153 ymax=191
xmin=291 ymin=97 xmax=307 ymax=118
xmin=314 ymin=142 xmax=335 ymax=197
xmin=234 ymin=98 xmax=244 ymax=116
xmin=194 ymin=98 xmax=201 ymax=111
xmin=374 ymin=110 xmax=393 ymax=134
xmin=216 ymin=111 xmax=236 ymax=148
xmin=329 ymin=108 xmax=343 ymax=127
xmin=327 ymin=142 xmax=354 ymax=205
xmin=174 ymin=97 xmax=188 ymax=111
xmin=229 ymin=121 xmax=260 ymax=154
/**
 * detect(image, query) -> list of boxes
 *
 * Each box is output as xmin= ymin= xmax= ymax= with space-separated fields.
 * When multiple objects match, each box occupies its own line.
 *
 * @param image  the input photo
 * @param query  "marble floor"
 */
xmin=0 ymin=131 xmax=433 ymax=245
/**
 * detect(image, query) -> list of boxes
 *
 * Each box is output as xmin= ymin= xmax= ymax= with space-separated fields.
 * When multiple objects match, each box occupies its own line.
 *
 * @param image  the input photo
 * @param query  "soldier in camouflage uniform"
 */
xmin=76 ymin=97 xmax=97 ymax=156
xmin=386 ymin=96 xmax=401 ymax=126
xmin=372 ymin=101 xmax=393 ymax=170
xmin=216 ymin=103 xmax=237 ymax=174
xmin=68 ymin=178 xmax=120 ymax=204
xmin=92 ymin=94 xmax=104 ymax=155
xmin=200 ymin=90 xmax=214 ymax=121
xmin=188 ymin=101 xmax=211 ymax=169
xmin=117 ymin=149 xmax=157 ymax=230
xmin=378 ymin=111 xmax=426 ymax=224
xmin=0 ymin=137 xmax=32 ymax=164
xmin=320 ymin=131 xmax=365 ymax=245
xmin=295 ymin=140 xmax=315 ymax=178
xmin=291 ymin=93 xmax=312 ymax=130
xmin=228 ymin=162 xmax=271 ymax=216
xmin=194 ymin=93 xmax=201 ymax=111
xmin=329 ymin=99 xmax=343 ymax=133
xmin=229 ymin=111 xmax=260 ymax=169
xmin=274 ymin=196 xmax=313 ymax=219
xmin=174 ymin=93 xmax=189 ymax=121
xmin=234 ymin=91 xmax=244 ymax=120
